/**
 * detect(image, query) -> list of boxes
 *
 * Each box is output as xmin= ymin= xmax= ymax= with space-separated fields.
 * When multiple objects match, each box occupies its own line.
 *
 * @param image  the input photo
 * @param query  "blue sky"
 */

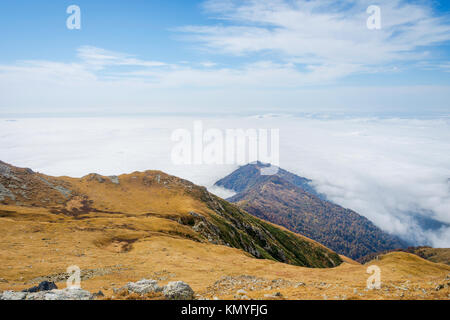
xmin=0 ymin=1 xmax=207 ymax=63
xmin=0 ymin=0 xmax=450 ymax=115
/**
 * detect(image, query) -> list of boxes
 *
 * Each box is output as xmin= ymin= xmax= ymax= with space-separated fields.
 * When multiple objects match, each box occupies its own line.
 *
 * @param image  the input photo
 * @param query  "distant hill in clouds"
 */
xmin=215 ymin=162 xmax=407 ymax=260
xmin=358 ymin=246 xmax=450 ymax=266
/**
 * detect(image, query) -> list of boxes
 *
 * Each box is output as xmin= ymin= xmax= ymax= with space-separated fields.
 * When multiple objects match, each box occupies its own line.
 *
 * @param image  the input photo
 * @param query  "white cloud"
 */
xmin=199 ymin=61 xmax=218 ymax=68
xmin=1 ymin=46 xmax=450 ymax=114
xmin=77 ymin=46 xmax=167 ymax=69
xmin=189 ymin=0 xmax=450 ymax=65
xmin=173 ymin=0 xmax=450 ymax=86
xmin=0 ymin=116 xmax=449 ymax=247
xmin=0 ymin=47 xmax=362 ymax=90
xmin=208 ymin=185 xmax=237 ymax=199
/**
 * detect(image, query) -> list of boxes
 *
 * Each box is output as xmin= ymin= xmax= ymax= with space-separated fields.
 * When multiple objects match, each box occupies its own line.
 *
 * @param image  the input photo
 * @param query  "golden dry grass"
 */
xmin=0 ymin=169 xmax=449 ymax=300
xmin=0 ymin=203 xmax=449 ymax=300
xmin=58 ymin=171 xmax=209 ymax=216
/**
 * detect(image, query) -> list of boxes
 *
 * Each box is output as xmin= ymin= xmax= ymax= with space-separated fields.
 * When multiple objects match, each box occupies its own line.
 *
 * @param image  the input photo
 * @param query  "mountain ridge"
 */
xmin=215 ymin=162 xmax=326 ymax=200
xmin=1 ymin=160 xmax=450 ymax=300
xmin=215 ymin=162 xmax=407 ymax=260
xmin=0 ymin=160 xmax=342 ymax=268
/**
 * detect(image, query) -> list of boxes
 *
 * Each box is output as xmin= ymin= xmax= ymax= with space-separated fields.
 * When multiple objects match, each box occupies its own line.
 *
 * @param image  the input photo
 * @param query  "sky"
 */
xmin=0 ymin=0 xmax=450 ymax=115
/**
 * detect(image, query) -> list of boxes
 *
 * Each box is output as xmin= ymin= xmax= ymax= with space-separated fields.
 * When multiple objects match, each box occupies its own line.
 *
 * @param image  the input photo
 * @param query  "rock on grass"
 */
xmin=163 ymin=281 xmax=194 ymax=300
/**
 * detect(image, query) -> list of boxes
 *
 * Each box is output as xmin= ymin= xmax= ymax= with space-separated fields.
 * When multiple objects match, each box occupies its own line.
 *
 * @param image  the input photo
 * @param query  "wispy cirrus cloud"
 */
xmin=185 ymin=0 xmax=450 ymax=65
xmin=76 ymin=46 xmax=168 ymax=70
xmin=1 ymin=44 xmax=450 ymax=114
xmin=0 ymin=46 xmax=364 ymax=90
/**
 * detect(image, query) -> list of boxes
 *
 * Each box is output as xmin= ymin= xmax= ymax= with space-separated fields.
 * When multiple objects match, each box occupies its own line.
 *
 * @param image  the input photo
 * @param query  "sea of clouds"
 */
xmin=1 ymin=115 xmax=449 ymax=247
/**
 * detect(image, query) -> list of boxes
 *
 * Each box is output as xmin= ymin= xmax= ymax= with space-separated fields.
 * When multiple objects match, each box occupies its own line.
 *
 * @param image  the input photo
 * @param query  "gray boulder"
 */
xmin=23 ymin=291 xmax=48 ymax=300
xmin=23 ymin=281 xmax=57 ymax=293
xmin=39 ymin=288 xmax=93 ymax=300
xmin=1 ymin=291 xmax=27 ymax=300
xmin=1 ymin=288 xmax=93 ymax=300
xmin=125 ymin=279 xmax=162 ymax=295
xmin=162 ymin=281 xmax=194 ymax=300
xmin=109 ymin=176 xmax=120 ymax=185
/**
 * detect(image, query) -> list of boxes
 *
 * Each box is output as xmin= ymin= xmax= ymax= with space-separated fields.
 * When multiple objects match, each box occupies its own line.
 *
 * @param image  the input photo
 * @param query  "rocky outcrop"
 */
xmin=0 ymin=183 xmax=15 ymax=201
xmin=124 ymin=279 xmax=162 ymax=295
xmin=0 ymin=161 xmax=18 ymax=180
xmin=23 ymin=281 xmax=57 ymax=293
xmin=0 ymin=161 xmax=73 ymax=205
xmin=0 ymin=291 xmax=27 ymax=300
xmin=117 ymin=279 xmax=194 ymax=300
xmin=37 ymin=177 xmax=72 ymax=199
xmin=162 ymin=281 xmax=194 ymax=300
xmin=85 ymin=174 xmax=107 ymax=183
xmin=83 ymin=174 xmax=120 ymax=185
xmin=1 ymin=277 xmax=91 ymax=301
xmin=1 ymin=288 xmax=93 ymax=300
xmin=109 ymin=176 xmax=120 ymax=185
xmin=187 ymin=212 xmax=225 ymax=245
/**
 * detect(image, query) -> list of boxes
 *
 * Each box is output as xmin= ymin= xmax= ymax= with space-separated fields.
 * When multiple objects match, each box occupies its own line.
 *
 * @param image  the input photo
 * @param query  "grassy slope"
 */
xmin=358 ymin=247 xmax=450 ymax=266
xmin=0 ymin=162 xmax=342 ymax=269
xmin=1 ymin=162 xmax=449 ymax=300
xmin=0 ymin=209 xmax=448 ymax=300
xmin=413 ymin=247 xmax=450 ymax=265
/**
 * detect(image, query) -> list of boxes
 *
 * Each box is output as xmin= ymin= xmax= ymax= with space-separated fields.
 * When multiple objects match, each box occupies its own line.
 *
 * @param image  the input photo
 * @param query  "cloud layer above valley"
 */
xmin=1 ymin=115 xmax=449 ymax=247
xmin=1 ymin=1 xmax=449 ymax=247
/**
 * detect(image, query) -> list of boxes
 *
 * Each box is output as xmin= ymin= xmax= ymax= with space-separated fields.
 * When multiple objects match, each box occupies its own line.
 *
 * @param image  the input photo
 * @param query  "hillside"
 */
xmin=358 ymin=247 xmax=450 ymax=265
xmin=1 ymin=161 xmax=449 ymax=300
xmin=215 ymin=162 xmax=406 ymax=260
xmin=412 ymin=247 xmax=450 ymax=265
xmin=0 ymin=160 xmax=341 ymax=268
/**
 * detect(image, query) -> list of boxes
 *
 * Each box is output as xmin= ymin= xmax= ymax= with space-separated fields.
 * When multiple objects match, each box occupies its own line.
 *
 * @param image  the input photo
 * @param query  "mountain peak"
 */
xmin=215 ymin=164 xmax=407 ymax=260
xmin=215 ymin=161 xmax=323 ymax=198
